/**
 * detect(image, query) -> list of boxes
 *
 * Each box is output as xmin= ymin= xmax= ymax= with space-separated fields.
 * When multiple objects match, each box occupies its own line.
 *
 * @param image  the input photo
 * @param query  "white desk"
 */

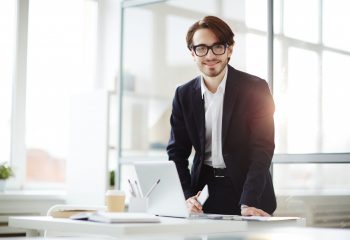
xmin=2 ymin=227 xmax=350 ymax=240
xmin=9 ymin=216 xmax=305 ymax=238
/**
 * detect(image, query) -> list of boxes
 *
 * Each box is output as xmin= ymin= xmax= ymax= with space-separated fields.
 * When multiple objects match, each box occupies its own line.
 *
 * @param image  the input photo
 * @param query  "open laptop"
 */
xmin=133 ymin=161 xmax=190 ymax=218
xmin=133 ymin=161 xmax=229 ymax=219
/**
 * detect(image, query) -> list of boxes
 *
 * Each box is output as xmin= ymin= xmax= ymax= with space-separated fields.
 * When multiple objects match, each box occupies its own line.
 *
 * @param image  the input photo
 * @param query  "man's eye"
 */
xmin=214 ymin=45 xmax=224 ymax=50
xmin=196 ymin=46 xmax=207 ymax=51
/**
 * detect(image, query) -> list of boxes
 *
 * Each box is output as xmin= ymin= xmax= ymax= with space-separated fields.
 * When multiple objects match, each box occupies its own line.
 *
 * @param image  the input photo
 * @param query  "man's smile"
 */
xmin=203 ymin=60 xmax=220 ymax=67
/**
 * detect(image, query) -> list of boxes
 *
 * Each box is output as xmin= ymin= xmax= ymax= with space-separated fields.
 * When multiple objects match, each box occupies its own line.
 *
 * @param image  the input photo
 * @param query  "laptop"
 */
xmin=133 ymin=161 xmax=190 ymax=218
xmin=133 ymin=161 xmax=229 ymax=219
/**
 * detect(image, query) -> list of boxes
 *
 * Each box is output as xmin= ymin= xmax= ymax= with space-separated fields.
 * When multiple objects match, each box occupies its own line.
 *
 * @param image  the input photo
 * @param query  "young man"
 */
xmin=167 ymin=16 xmax=276 ymax=216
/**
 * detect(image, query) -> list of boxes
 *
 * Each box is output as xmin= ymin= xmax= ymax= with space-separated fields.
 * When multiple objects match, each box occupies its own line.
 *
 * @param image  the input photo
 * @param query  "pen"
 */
xmin=145 ymin=179 xmax=160 ymax=198
xmin=134 ymin=180 xmax=143 ymax=198
xmin=128 ymin=179 xmax=137 ymax=197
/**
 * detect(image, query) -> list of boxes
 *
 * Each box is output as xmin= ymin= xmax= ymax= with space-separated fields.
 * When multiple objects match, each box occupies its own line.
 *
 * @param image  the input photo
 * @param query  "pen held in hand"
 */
xmin=145 ymin=179 xmax=160 ymax=198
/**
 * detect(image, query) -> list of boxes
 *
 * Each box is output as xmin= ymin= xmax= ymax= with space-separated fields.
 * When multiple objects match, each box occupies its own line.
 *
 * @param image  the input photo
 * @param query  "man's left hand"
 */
xmin=241 ymin=206 xmax=270 ymax=216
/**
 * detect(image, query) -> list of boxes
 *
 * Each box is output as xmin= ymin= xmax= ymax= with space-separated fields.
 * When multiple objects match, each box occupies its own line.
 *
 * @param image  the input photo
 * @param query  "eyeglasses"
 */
xmin=192 ymin=43 xmax=227 ymax=57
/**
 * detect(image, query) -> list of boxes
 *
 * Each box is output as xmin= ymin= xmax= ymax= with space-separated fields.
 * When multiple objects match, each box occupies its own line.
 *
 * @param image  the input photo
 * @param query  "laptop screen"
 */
xmin=133 ymin=161 xmax=189 ymax=218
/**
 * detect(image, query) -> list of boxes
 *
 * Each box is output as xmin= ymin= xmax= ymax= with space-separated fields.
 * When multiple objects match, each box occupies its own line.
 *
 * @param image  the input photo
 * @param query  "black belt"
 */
xmin=202 ymin=164 xmax=227 ymax=178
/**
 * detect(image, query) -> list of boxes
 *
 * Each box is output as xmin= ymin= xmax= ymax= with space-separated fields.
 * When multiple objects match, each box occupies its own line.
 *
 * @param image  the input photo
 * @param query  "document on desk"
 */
xmin=71 ymin=211 xmax=160 ymax=223
xmin=205 ymin=214 xmax=300 ymax=221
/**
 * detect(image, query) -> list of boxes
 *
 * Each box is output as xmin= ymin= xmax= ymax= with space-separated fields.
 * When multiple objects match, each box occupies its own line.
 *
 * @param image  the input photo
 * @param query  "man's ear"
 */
xmin=191 ymin=50 xmax=196 ymax=61
xmin=227 ymin=45 xmax=233 ymax=58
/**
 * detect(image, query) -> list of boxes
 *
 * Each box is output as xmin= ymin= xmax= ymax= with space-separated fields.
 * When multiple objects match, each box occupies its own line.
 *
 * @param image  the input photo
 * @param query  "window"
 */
xmin=283 ymin=0 xmax=319 ymax=43
xmin=0 ymin=1 xmax=16 ymax=166
xmin=5 ymin=0 xmax=99 ymax=189
xmin=273 ymin=0 xmax=350 ymax=191
xmin=323 ymin=0 xmax=350 ymax=51
xmin=24 ymin=0 xmax=98 ymax=185
xmin=274 ymin=0 xmax=350 ymax=154
xmin=119 ymin=0 xmax=350 ymax=194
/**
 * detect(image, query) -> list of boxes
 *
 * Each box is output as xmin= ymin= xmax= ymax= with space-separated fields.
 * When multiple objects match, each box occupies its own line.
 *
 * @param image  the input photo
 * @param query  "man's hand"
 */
xmin=186 ymin=192 xmax=203 ymax=213
xmin=241 ymin=206 xmax=270 ymax=217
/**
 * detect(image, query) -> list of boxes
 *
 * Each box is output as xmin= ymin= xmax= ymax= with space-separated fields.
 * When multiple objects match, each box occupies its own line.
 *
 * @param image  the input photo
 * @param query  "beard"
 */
xmin=197 ymin=58 xmax=228 ymax=78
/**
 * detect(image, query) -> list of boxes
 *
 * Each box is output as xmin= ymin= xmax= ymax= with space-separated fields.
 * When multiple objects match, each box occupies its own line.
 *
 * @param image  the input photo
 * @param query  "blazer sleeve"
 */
xmin=166 ymin=87 xmax=193 ymax=198
xmin=239 ymin=80 xmax=275 ymax=207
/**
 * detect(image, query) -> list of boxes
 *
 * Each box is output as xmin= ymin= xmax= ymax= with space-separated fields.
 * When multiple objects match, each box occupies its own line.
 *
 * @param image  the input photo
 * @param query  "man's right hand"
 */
xmin=186 ymin=192 xmax=203 ymax=213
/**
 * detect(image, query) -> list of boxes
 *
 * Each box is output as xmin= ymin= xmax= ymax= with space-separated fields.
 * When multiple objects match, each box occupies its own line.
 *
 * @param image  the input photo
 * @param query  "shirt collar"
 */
xmin=201 ymin=66 xmax=228 ymax=99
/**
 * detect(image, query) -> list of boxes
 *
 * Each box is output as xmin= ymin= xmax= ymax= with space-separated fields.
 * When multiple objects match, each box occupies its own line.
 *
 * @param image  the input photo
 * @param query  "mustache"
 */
xmin=202 ymin=59 xmax=221 ymax=63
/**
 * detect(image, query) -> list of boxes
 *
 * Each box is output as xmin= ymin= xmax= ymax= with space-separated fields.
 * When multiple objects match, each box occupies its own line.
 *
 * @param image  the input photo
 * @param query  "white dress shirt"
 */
xmin=201 ymin=67 xmax=228 ymax=168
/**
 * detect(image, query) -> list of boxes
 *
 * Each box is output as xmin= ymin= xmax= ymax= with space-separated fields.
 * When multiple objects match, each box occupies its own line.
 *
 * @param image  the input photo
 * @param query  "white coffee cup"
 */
xmin=106 ymin=190 xmax=125 ymax=212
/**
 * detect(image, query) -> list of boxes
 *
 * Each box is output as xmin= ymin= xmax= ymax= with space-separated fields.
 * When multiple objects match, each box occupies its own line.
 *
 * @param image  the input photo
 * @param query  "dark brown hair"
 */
xmin=186 ymin=16 xmax=235 ymax=50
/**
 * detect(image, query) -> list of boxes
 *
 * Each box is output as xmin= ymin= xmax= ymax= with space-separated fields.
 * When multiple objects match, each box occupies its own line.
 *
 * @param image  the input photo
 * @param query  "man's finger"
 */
xmin=241 ymin=207 xmax=270 ymax=217
xmin=191 ymin=198 xmax=202 ymax=209
xmin=186 ymin=198 xmax=203 ymax=213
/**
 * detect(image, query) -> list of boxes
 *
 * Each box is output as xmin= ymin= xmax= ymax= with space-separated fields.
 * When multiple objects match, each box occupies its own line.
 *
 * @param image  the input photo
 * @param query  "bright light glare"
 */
xmin=245 ymin=0 xmax=267 ymax=31
xmin=284 ymin=0 xmax=319 ymax=43
xmin=286 ymin=47 xmax=319 ymax=153
xmin=322 ymin=51 xmax=350 ymax=152
xmin=323 ymin=0 xmax=350 ymax=51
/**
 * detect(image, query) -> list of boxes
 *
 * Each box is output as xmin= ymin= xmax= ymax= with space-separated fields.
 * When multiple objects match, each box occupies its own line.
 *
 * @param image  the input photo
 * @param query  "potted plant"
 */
xmin=0 ymin=162 xmax=14 ymax=191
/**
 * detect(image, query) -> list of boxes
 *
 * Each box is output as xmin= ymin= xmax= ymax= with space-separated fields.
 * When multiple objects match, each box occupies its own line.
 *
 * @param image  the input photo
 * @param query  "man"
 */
xmin=166 ymin=16 xmax=276 ymax=216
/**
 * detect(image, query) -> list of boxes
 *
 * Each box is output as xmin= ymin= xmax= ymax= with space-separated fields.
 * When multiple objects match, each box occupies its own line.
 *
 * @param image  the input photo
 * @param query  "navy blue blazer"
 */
xmin=167 ymin=65 xmax=276 ymax=214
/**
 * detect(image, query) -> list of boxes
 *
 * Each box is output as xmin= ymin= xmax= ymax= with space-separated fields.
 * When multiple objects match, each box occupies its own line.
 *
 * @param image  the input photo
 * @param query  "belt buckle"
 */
xmin=213 ymin=168 xmax=225 ymax=178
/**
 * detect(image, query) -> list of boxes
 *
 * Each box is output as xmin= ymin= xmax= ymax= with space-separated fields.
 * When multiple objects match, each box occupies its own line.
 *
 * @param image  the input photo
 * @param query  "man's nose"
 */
xmin=205 ymin=48 xmax=216 ymax=59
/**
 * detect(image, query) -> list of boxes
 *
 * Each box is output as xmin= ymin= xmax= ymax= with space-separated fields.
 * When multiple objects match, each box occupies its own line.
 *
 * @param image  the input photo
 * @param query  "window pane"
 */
xmin=246 ymin=33 xmax=267 ymax=80
xmin=26 ymin=0 xmax=97 ymax=183
xmin=275 ymin=47 xmax=319 ymax=153
xmin=166 ymin=15 xmax=194 ymax=66
xmin=323 ymin=0 xmax=350 ymax=51
xmin=0 ymin=0 xmax=16 ymax=164
xmin=322 ymin=51 xmax=350 ymax=152
xmin=245 ymin=0 xmax=267 ymax=31
xmin=222 ymin=0 xmax=245 ymax=22
xmin=284 ymin=0 xmax=319 ymax=43
xmin=167 ymin=0 xmax=216 ymax=16
xmin=274 ymin=164 xmax=350 ymax=191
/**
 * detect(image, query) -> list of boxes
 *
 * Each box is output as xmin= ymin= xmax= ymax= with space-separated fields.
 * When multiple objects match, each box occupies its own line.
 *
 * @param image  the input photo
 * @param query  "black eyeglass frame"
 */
xmin=191 ymin=43 xmax=228 ymax=57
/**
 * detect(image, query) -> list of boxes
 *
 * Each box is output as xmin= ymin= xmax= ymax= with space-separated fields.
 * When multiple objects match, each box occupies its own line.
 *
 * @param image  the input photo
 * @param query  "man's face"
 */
xmin=191 ymin=28 xmax=233 ymax=78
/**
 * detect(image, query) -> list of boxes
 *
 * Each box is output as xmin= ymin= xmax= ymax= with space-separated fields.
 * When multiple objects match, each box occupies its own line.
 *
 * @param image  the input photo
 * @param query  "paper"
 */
xmin=197 ymin=185 xmax=209 ymax=205
xmin=72 ymin=211 xmax=160 ymax=223
xmin=204 ymin=214 xmax=300 ymax=221
xmin=238 ymin=216 xmax=301 ymax=221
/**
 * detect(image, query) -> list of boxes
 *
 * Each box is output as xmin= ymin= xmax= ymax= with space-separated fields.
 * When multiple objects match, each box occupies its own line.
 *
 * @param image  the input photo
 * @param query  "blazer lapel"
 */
xmin=222 ymin=66 xmax=240 ymax=145
xmin=192 ymin=77 xmax=205 ymax=158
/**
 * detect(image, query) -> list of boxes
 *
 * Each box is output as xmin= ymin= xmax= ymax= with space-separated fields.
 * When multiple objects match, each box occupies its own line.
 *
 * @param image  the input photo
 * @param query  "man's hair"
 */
xmin=186 ymin=16 xmax=235 ymax=50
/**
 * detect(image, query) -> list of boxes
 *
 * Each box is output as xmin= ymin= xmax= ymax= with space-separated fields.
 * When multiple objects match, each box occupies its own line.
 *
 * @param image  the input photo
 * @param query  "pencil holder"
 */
xmin=128 ymin=197 xmax=149 ymax=212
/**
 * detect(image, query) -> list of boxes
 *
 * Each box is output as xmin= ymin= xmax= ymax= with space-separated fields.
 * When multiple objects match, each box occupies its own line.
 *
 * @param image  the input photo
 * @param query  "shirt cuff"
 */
xmin=240 ymin=204 xmax=249 ymax=210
